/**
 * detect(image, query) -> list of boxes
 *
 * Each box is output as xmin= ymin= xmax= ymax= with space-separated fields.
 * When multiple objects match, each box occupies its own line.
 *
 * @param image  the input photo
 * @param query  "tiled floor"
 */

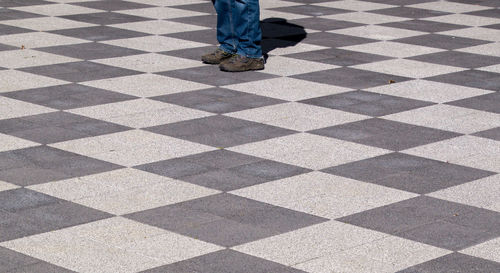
xmin=1 ymin=0 xmax=499 ymax=272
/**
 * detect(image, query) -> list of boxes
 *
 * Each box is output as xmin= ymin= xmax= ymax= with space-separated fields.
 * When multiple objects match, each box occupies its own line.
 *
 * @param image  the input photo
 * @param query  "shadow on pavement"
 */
xmin=260 ymin=17 xmax=307 ymax=61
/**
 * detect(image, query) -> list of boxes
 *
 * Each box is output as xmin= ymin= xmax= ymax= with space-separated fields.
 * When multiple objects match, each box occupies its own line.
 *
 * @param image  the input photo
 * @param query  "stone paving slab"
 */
xmin=0 ymin=0 xmax=499 ymax=272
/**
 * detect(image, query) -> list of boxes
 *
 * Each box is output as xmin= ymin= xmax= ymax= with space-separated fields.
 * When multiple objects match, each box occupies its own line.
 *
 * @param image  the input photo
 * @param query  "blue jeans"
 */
xmin=212 ymin=0 xmax=263 ymax=58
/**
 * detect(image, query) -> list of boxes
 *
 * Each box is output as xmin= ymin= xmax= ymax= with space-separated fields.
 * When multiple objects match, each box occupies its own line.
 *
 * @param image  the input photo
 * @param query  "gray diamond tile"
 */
xmin=310 ymin=118 xmax=461 ymax=151
xmin=408 ymin=51 xmax=500 ymax=69
xmin=164 ymin=29 xmax=217 ymax=45
xmin=0 ymin=111 xmax=132 ymax=144
xmin=284 ymin=48 xmax=393 ymax=66
xmin=292 ymin=69 xmax=411 ymax=90
xmin=0 ymin=146 xmax=122 ymax=186
xmin=300 ymin=90 xmax=431 ymax=117
xmin=145 ymin=115 xmax=297 ymax=148
xmin=467 ymin=8 xmax=500 ymax=18
xmin=447 ymin=92 xmax=500 ymax=114
xmin=398 ymin=253 xmax=500 ymax=273
xmin=160 ymin=45 xmax=218 ymax=61
xmin=270 ymin=5 xmax=351 ymax=16
xmin=136 ymin=150 xmax=310 ymax=191
xmin=338 ymin=198 xmax=500 ymax=252
xmin=0 ymin=188 xmax=111 ymax=241
xmin=397 ymin=220 xmax=498 ymax=250
xmin=126 ymin=193 xmax=327 ymax=247
xmin=447 ymin=0 xmax=500 ymax=7
xmin=72 ymin=0 xmax=153 ymax=11
xmin=0 ymin=0 xmax=51 ymax=7
xmin=169 ymin=2 xmax=215 ymax=14
xmin=158 ymin=66 xmax=278 ymax=87
xmin=19 ymin=61 xmax=142 ymax=82
xmin=381 ymin=19 xmax=469 ymax=33
xmin=137 ymin=153 xmax=311 ymax=191
xmin=62 ymin=12 xmax=151 ymax=25
xmin=287 ymin=17 xmax=363 ymax=31
xmin=0 ymin=8 xmax=43 ymax=20
xmin=167 ymin=14 xmax=216 ymax=28
xmin=393 ymin=34 xmax=492 ymax=50
xmin=50 ymin=26 xmax=150 ymax=42
xmin=0 ymin=43 xmax=16 ymax=51
xmin=473 ymin=127 xmax=500 ymax=141
xmin=141 ymin=249 xmax=306 ymax=273
xmin=338 ymin=196 xmax=497 ymax=236
xmin=369 ymin=7 xmax=450 ymax=18
xmin=151 ymin=87 xmax=285 ymax=114
xmin=3 ymin=83 xmax=137 ymax=110
xmin=323 ymin=152 xmax=494 ymax=194
xmin=484 ymin=23 xmax=500 ymax=29
xmin=426 ymin=70 xmax=500 ymax=91
xmin=0 ymin=246 xmax=76 ymax=273
xmin=298 ymin=32 xmax=377 ymax=48
xmin=0 ymin=23 xmax=34 ymax=35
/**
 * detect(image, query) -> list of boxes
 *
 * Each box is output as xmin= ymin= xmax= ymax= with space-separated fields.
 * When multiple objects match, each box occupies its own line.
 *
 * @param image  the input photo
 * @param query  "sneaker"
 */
xmin=201 ymin=49 xmax=234 ymax=64
xmin=219 ymin=54 xmax=265 ymax=72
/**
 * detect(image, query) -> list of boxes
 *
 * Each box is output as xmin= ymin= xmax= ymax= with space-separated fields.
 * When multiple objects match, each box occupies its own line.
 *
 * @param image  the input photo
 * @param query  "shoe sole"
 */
xmin=219 ymin=65 xmax=264 ymax=72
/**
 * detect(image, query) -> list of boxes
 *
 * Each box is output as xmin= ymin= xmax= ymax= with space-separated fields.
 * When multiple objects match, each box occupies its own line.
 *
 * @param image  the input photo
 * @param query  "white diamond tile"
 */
xmin=116 ymin=7 xmax=208 ymax=19
xmin=329 ymin=25 xmax=425 ymax=40
xmin=67 ymin=98 xmax=213 ymax=128
xmin=0 ymin=49 xmax=79 ymax=69
xmin=0 ymin=32 xmax=89 ymax=49
xmin=11 ymin=3 xmax=102 ymax=16
xmin=0 ymin=133 xmax=40 ymax=152
xmin=30 ymin=168 xmax=219 ymax=215
xmin=295 ymin=236 xmax=451 ymax=273
xmin=340 ymin=41 xmax=444 ymax=58
xmin=0 ymin=16 xmax=96 ymax=31
xmin=460 ymin=238 xmax=500 ymax=263
xmin=262 ymin=56 xmax=338 ymax=76
xmin=0 ymin=70 xmax=68 ymax=93
xmin=322 ymin=12 xmax=408 ymax=25
xmin=353 ymin=59 xmax=466 ymax=79
xmin=92 ymin=53 xmax=204 ymax=73
xmin=226 ymin=102 xmax=368 ymax=132
xmin=317 ymin=0 xmax=395 ymax=12
xmin=229 ymin=133 xmax=390 ymax=170
xmin=439 ymin=27 xmax=500 ymax=42
xmin=426 ymin=14 xmax=500 ymax=27
xmin=0 ymin=97 xmax=57 ymax=119
xmin=81 ymin=74 xmax=210 ymax=97
xmin=384 ymin=104 xmax=500 ymax=134
xmin=233 ymin=220 xmax=389 ymax=266
xmin=428 ymin=174 xmax=500 ymax=213
xmin=102 ymin=35 xmax=209 ymax=52
xmin=50 ymin=129 xmax=216 ymax=167
xmin=231 ymin=172 xmax=417 ymax=219
xmin=224 ymin=77 xmax=351 ymax=101
xmin=110 ymin=20 xmax=210 ymax=35
xmin=366 ymin=80 xmax=492 ymax=103
xmin=403 ymin=135 xmax=500 ymax=173
xmin=0 ymin=217 xmax=222 ymax=273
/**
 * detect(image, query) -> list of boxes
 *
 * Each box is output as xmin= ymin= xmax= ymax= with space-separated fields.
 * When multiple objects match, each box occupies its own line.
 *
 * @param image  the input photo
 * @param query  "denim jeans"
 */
xmin=212 ymin=0 xmax=262 ymax=58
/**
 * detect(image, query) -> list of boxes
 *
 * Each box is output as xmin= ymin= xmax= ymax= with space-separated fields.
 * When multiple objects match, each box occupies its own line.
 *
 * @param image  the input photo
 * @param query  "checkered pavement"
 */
xmin=1 ymin=0 xmax=500 ymax=272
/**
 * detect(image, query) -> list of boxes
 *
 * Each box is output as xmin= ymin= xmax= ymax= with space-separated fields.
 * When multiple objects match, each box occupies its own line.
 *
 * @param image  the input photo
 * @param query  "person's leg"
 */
xmin=232 ymin=0 xmax=262 ymax=58
xmin=213 ymin=0 xmax=237 ymax=54
xmin=219 ymin=0 xmax=264 ymax=71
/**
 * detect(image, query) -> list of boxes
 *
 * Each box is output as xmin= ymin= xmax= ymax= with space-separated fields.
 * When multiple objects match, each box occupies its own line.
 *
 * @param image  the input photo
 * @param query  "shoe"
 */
xmin=219 ymin=54 xmax=265 ymax=72
xmin=201 ymin=49 xmax=234 ymax=64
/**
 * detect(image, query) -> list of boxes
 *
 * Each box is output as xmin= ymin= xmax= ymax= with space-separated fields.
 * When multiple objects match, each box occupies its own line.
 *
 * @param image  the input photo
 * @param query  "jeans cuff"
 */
xmin=219 ymin=45 xmax=236 ymax=54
